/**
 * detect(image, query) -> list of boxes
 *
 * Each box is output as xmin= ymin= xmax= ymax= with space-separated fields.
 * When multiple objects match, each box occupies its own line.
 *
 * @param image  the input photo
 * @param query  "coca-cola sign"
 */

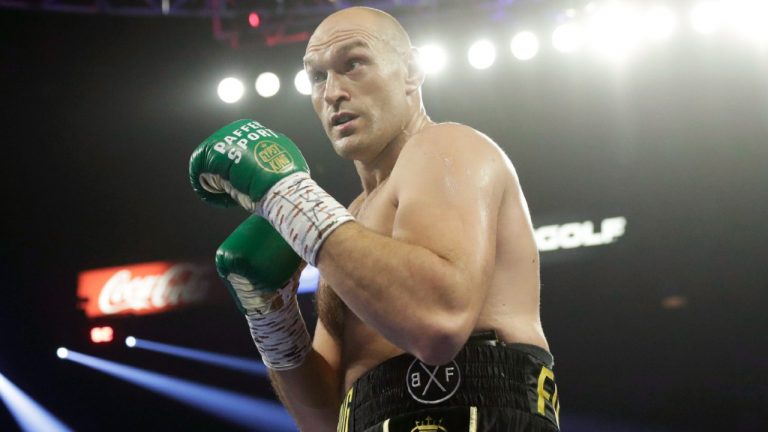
xmin=78 ymin=261 xmax=218 ymax=318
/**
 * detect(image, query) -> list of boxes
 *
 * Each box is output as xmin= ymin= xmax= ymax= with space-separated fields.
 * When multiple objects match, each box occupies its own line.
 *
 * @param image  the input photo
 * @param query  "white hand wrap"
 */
xmin=244 ymin=291 xmax=311 ymax=371
xmin=233 ymin=271 xmax=311 ymax=371
xmin=260 ymin=172 xmax=354 ymax=266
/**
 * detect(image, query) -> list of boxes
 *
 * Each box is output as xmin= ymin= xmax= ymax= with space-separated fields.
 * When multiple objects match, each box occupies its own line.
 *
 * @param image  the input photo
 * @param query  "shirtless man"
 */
xmin=190 ymin=7 xmax=559 ymax=431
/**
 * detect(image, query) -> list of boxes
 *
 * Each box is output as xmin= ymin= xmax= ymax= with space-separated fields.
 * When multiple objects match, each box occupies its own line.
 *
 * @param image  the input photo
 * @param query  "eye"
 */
xmin=346 ymin=58 xmax=364 ymax=72
xmin=311 ymin=70 xmax=327 ymax=83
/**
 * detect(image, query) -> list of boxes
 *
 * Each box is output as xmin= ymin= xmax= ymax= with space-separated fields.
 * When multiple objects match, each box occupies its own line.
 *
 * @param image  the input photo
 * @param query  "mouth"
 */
xmin=330 ymin=112 xmax=359 ymax=129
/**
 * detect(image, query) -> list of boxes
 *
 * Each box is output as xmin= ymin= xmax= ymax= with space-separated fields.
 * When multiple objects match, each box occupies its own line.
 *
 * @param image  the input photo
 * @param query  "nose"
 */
xmin=323 ymin=72 xmax=350 ymax=108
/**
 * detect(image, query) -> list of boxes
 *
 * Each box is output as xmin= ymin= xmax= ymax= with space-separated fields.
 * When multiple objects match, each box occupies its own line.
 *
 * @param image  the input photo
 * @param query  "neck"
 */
xmin=355 ymin=107 xmax=433 ymax=194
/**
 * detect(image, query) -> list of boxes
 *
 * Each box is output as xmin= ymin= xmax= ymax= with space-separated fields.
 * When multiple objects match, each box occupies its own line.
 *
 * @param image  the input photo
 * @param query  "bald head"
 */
xmin=302 ymin=7 xmax=427 ymax=160
xmin=307 ymin=7 xmax=412 ymax=58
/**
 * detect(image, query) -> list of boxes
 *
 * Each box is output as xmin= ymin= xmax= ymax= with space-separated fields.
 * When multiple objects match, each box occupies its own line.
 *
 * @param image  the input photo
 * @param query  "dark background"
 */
xmin=2 ymin=2 xmax=767 ymax=431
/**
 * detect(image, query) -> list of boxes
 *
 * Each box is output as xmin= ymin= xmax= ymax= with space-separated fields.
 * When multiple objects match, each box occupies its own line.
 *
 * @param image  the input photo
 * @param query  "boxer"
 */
xmin=191 ymin=7 xmax=559 ymax=431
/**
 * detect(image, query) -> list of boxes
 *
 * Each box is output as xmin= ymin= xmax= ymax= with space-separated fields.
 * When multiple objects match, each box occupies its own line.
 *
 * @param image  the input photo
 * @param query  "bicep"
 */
xmin=391 ymin=130 xmax=501 ymax=301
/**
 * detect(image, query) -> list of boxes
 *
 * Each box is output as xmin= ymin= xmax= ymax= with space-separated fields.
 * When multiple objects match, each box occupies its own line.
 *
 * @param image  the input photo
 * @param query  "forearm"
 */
xmin=317 ymin=223 xmax=472 ymax=363
xmin=269 ymin=349 xmax=341 ymax=432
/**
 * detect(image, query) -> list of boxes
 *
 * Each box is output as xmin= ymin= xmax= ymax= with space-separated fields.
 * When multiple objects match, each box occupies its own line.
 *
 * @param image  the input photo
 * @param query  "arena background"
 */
xmin=1 ymin=1 xmax=767 ymax=431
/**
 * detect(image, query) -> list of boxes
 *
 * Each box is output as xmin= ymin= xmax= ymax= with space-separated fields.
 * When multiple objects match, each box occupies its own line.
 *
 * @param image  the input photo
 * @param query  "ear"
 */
xmin=404 ymin=46 xmax=425 ymax=94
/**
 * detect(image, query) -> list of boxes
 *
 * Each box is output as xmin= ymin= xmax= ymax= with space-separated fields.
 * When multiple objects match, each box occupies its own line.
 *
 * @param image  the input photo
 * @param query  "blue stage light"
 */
xmin=61 ymin=350 xmax=296 ymax=431
xmin=0 ymin=371 xmax=73 ymax=432
xmin=298 ymin=265 xmax=319 ymax=294
xmin=125 ymin=337 xmax=268 ymax=376
xmin=56 ymin=347 xmax=69 ymax=359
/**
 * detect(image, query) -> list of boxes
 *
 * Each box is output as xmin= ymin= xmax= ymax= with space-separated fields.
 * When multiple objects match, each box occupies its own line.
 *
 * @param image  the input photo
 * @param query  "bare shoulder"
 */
xmin=412 ymin=122 xmax=497 ymax=149
xmin=393 ymin=122 xmax=514 ymax=186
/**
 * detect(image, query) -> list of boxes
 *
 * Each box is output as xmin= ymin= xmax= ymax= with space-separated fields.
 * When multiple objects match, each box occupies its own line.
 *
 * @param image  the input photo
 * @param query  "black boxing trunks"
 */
xmin=336 ymin=331 xmax=560 ymax=432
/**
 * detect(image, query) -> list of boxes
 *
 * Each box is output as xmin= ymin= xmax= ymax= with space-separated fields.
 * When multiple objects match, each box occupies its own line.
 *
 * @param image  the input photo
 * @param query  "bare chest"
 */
xmin=316 ymin=183 xmax=397 ymax=342
xmin=351 ymin=183 xmax=397 ymax=235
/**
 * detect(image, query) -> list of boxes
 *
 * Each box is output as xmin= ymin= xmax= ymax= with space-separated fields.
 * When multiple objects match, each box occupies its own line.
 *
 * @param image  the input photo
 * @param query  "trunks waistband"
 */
xmin=337 ymin=331 xmax=560 ymax=431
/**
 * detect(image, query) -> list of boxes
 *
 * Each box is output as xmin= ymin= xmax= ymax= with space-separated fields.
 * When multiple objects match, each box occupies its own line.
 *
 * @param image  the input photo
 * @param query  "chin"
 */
xmin=333 ymin=135 xmax=368 ymax=160
xmin=333 ymin=141 xmax=360 ymax=160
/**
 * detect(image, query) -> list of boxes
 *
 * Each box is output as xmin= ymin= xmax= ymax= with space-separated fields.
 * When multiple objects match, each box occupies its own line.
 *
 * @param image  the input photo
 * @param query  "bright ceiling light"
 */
xmin=255 ymin=72 xmax=280 ymax=98
xmin=691 ymin=1 xmax=723 ymax=34
xmin=418 ymin=43 xmax=448 ymax=75
xmin=552 ymin=22 xmax=586 ymax=53
xmin=217 ymin=77 xmax=245 ymax=103
xmin=644 ymin=6 xmax=677 ymax=41
xmin=510 ymin=31 xmax=540 ymax=61
xmin=728 ymin=1 xmax=768 ymax=42
xmin=589 ymin=3 xmax=642 ymax=60
xmin=294 ymin=70 xmax=312 ymax=95
xmin=468 ymin=39 xmax=497 ymax=70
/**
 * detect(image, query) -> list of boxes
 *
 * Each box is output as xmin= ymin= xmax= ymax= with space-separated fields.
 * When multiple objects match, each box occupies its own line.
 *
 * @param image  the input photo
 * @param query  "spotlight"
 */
xmin=294 ymin=70 xmax=312 ymax=95
xmin=125 ymin=337 xmax=267 ymax=376
xmin=248 ymin=12 xmax=261 ymax=29
xmin=644 ymin=6 xmax=677 ymax=41
xmin=62 ymin=350 xmax=296 ymax=430
xmin=298 ymin=265 xmax=320 ymax=294
xmin=0 ymin=371 xmax=73 ymax=432
xmin=255 ymin=72 xmax=280 ymax=98
xmin=589 ymin=4 xmax=642 ymax=60
xmin=467 ymin=39 xmax=497 ymax=70
xmin=217 ymin=77 xmax=244 ymax=103
xmin=552 ymin=22 xmax=586 ymax=53
xmin=417 ymin=43 xmax=448 ymax=75
xmin=510 ymin=31 xmax=540 ymax=61
xmin=56 ymin=347 xmax=69 ymax=359
xmin=691 ymin=1 xmax=723 ymax=34
xmin=125 ymin=336 xmax=136 ymax=348
xmin=728 ymin=1 xmax=768 ymax=42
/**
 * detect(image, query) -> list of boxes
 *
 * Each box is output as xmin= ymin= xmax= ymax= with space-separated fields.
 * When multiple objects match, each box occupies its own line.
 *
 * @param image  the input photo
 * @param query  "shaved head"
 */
xmin=302 ymin=7 xmax=426 ymax=164
xmin=306 ymin=7 xmax=412 ymax=59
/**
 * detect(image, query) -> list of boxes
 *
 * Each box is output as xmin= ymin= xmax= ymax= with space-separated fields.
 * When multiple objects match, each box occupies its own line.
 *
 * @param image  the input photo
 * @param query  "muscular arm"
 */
xmin=317 ymin=125 xmax=504 ymax=365
xmin=268 ymin=318 xmax=341 ymax=432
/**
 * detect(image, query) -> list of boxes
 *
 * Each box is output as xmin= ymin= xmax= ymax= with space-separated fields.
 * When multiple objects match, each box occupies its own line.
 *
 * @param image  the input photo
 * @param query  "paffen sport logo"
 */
xmin=406 ymin=359 xmax=461 ymax=404
xmin=254 ymin=141 xmax=294 ymax=173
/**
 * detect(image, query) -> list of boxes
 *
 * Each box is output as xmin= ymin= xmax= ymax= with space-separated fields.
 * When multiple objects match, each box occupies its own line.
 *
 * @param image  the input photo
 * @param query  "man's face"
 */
xmin=304 ymin=24 xmax=408 ymax=162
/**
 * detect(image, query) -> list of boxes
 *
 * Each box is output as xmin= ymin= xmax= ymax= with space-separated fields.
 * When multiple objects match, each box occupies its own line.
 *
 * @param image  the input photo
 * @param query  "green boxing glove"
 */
xmin=216 ymin=214 xmax=311 ymax=370
xmin=190 ymin=119 xmax=353 ymax=266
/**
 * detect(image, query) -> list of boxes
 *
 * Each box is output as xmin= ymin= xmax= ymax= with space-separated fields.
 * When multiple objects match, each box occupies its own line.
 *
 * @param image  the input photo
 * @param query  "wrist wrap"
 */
xmin=245 ymin=294 xmax=311 ymax=371
xmin=261 ymin=172 xmax=354 ymax=266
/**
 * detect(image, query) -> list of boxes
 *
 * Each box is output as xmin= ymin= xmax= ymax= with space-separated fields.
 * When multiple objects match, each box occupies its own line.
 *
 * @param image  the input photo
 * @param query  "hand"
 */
xmin=216 ymin=214 xmax=303 ymax=315
xmin=216 ymin=214 xmax=311 ymax=370
xmin=190 ymin=119 xmax=354 ymax=266
xmin=189 ymin=119 xmax=310 ymax=212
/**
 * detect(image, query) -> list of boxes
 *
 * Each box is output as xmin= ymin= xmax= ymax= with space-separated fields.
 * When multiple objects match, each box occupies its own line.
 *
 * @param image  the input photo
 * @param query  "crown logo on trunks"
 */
xmin=411 ymin=416 xmax=447 ymax=432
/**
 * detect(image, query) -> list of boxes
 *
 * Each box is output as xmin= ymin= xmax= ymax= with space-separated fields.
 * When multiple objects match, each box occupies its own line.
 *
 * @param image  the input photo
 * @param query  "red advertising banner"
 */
xmin=78 ymin=261 xmax=219 ymax=318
